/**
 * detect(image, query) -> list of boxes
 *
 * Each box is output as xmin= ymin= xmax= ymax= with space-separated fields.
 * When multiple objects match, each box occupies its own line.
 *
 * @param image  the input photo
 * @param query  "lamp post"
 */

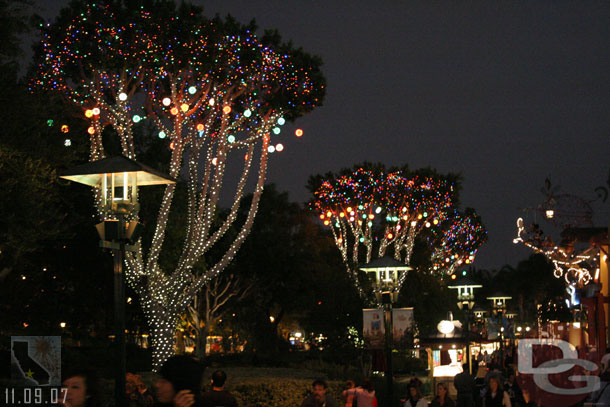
xmin=60 ymin=156 xmax=175 ymax=407
xmin=486 ymin=292 xmax=512 ymax=371
xmin=448 ymin=276 xmax=482 ymax=374
xmin=360 ymin=257 xmax=411 ymax=404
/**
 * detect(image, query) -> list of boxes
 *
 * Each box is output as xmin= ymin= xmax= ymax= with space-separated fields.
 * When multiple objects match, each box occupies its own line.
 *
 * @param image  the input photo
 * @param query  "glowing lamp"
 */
xmin=85 ymin=109 xmax=94 ymax=118
xmin=169 ymin=141 xmax=175 ymax=150
xmin=295 ymin=128 xmax=303 ymax=137
xmin=212 ymin=158 xmax=218 ymax=166
xmin=437 ymin=320 xmax=455 ymax=335
xmin=360 ymin=256 xmax=411 ymax=305
xmin=545 ymin=209 xmax=555 ymax=219
xmin=448 ymin=276 xmax=482 ymax=310
xmin=118 ymin=92 xmax=128 ymax=101
xmin=208 ymin=98 xmax=215 ymax=106
xmin=162 ymin=97 xmax=171 ymax=106
xmin=487 ymin=292 xmax=512 ymax=312
xmin=59 ymin=156 xmax=175 ymax=216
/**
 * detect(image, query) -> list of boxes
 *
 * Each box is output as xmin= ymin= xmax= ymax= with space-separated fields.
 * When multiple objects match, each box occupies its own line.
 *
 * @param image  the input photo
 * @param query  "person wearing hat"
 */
xmin=154 ymin=355 xmax=204 ymax=407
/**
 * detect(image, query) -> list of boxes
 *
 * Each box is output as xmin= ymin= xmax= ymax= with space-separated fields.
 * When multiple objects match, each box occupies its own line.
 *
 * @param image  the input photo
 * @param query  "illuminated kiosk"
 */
xmin=419 ymin=312 xmax=483 ymax=398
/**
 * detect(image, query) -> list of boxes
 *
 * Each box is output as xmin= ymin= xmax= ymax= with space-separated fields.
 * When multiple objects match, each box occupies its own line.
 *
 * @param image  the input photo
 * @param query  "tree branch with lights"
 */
xmin=32 ymin=1 xmax=324 ymax=368
xmin=309 ymin=165 xmax=486 ymax=301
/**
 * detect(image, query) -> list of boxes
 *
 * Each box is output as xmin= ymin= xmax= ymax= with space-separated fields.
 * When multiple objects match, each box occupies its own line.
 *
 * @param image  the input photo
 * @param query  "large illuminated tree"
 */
xmin=32 ymin=1 xmax=324 ymax=368
xmin=310 ymin=166 xmax=486 ymax=298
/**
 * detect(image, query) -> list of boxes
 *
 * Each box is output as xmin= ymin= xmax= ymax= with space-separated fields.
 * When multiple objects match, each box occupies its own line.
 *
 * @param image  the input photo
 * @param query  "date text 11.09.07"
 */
xmin=4 ymin=387 xmax=68 ymax=406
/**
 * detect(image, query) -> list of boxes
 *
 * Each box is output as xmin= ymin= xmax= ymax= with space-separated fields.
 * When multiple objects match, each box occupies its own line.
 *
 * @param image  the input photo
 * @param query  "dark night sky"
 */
xmin=30 ymin=1 xmax=610 ymax=270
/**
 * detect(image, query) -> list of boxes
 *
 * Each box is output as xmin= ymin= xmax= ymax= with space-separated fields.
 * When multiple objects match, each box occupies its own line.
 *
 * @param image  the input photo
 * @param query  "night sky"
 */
xmin=30 ymin=1 xmax=610 ymax=270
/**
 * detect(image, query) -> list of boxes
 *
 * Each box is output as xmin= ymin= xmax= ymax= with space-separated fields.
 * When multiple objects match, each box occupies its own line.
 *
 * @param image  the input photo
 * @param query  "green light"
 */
xmin=188 ymin=86 xmax=197 ymax=94
xmin=359 ymin=237 xmax=365 ymax=243
xmin=158 ymin=131 xmax=166 ymax=139
xmin=277 ymin=117 xmax=285 ymax=125
xmin=367 ymin=221 xmax=373 ymax=227
xmin=132 ymin=115 xmax=141 ymax=123
xmin=244 ymin=109 xmax=252 ymax=117
xmin=272 ymin=127 xmax=281 ymax=135
xmin=462 ymin=270 xmax=467 ymax=276
xmin=423 ymin=211 xmax=428 ymax=217
xmin=47 ymin=119 xmax=54 ymax=127
xmin=227 ymin=135 xmax=235 ymax=143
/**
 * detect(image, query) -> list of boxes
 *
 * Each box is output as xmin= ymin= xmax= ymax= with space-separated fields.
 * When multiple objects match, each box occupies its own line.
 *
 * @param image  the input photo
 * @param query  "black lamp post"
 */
xmin=360 ymin=257 xmax=411 ymax=403
xmin=486 ymin=292 xmax=512 ymax=371
xmin=60 ymin=156 xmax=175 ymax=407
xmin=448 ymin=276 xmax=482 ymax=374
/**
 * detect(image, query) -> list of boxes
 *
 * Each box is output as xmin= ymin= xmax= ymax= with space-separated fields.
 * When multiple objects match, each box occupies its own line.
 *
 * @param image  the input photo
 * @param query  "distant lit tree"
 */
xmin=32 ymin=1 xmax=325 ymax=368
xmin=310 ymin=165 xmax=486 ymax=298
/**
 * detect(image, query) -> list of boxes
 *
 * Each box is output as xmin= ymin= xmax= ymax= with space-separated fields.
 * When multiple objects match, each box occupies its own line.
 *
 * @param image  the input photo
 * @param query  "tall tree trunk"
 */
xmin=148 ymin=306 xmax=178 ymax=371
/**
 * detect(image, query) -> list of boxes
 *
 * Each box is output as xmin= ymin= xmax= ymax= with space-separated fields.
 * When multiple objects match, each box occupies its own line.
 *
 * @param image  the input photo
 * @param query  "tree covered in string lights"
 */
xmin=31 ymin=1 xmax=325 ymax=369
xmin=309 ymin=164 xmax=486 ymax=299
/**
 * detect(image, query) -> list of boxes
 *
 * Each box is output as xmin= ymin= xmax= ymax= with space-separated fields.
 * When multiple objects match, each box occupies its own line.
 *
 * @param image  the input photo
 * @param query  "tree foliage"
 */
xmin=31 ymin=0 xmax=325 ymax=368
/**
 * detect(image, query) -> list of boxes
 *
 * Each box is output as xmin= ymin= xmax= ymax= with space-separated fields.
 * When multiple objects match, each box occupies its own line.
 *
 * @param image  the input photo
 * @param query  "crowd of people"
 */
xmin=59 ymin=356 xmax=238 ymax=407
xmin=57 ymin=359 xmax=531 ymax=407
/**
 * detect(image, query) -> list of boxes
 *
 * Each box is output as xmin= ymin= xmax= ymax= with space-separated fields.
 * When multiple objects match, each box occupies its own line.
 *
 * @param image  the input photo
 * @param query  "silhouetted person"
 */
xmin=454 ymin=363 xmax=475 ymax=407
xmin=154 ymin=355 xmax=204 ymax=407
xmin=201 ymin=370 xmax=237 ymax=407
xmin=301 ymin=379 xmax=337 ymax=407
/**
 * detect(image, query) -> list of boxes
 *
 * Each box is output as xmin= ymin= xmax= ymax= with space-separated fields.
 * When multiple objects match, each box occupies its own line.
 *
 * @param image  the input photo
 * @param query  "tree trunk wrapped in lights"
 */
xmin=309 ymin=165 xmax=486 ymax=300
xmin=32 ymin=2 xmax=325 ymax=369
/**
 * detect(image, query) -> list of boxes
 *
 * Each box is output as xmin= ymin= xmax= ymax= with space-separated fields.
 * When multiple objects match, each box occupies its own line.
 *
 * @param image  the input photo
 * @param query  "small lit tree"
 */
xmin=32 ymin=1 xmax=324 ymax=368
xmin=310 ymin=165 xmax=486 ymax=298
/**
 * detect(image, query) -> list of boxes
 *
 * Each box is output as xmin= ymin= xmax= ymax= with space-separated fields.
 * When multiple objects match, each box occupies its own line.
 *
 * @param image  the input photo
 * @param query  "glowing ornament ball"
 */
xmin=222 ymin=106 xmax=231 ymax=114
xmin=85 ymin=109 xmax=94 ymax=118
xmin=87 ymin=126 xmax=95 ymax=135
xmin=118 ymin=92 xmax=128 ymax=101
xmin=295 ymin=129 xmax=304 ymax=137
xmin=180 ymin=104 xmax=189 ymax=112
xmin=158 ymin=131 xmax=167 ymax=139
xmin=162 ymin=97 xmax=171 ymax=107
xmin=61 ymin=125 xmax=69 ymax=133
xmin=92 ymin=107 xmax=100 ymax=116
xmin=196 ymin=123 xmax=204 ymax=131
xmin=170 ymin=107 xmax=179 ymax=115
xmin=275 ymin=143 xmax=284 ymax=152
